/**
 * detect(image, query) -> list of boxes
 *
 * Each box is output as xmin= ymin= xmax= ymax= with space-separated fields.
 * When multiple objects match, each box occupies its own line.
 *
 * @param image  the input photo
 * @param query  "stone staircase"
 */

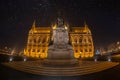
xmin=2 ymin=61 xmax=119 ymax=76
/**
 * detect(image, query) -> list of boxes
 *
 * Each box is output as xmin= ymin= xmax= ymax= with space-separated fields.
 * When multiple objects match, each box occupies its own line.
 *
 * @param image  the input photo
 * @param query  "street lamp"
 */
xmin=9 ymin=57 xmax=13 ymax=62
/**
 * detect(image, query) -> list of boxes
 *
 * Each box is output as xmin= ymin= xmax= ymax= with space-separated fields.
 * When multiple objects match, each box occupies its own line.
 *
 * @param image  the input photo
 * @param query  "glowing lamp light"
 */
xmin=65 ymin=26 xmax=68 ymax=30
xmin=9 ymin=57 xmax=13 ymax=62
xmin=23 ymin=58 xmax=27 ymax=61
xmin=52 ymin=25 xmax=56 ymax=29
xmin=94 ymin=58 xmax=97 ymax=62
xmin=107 ymin=57 xmax=111 ymax=62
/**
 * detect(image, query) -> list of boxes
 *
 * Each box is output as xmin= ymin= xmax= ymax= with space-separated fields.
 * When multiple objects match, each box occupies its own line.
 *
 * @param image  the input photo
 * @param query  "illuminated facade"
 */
xmin=24 ymin=21 xmax=94 ymax=58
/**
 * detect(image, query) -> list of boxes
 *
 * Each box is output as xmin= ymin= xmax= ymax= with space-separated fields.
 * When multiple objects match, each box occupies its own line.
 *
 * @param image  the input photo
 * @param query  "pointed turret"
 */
xmin=84 ymin=21 xmax=88 ymax=29
xmin=84 ymin=21 xmax=91 ymax=33
xmin=32 ymin=20 xmax=36 ymax=31
xmin=32 ymin=20 xmax=36 ymax=28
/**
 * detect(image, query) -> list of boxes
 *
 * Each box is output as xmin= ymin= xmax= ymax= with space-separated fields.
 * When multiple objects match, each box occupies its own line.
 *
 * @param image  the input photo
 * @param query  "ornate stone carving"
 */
xmin=53 ymin=28 xmax=69 ymax=47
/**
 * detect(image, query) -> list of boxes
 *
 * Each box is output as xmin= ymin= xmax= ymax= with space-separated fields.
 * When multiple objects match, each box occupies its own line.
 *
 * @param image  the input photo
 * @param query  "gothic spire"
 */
xmin=84 ymin=21 xmax=89 ymax=30
xmin=84 ymin=21 xmax=91 ymax=33
xmin=32 ymin=20 xmax=36 ymax=31
xmin=32 ymin=20 xmax=36 ymax=28
xmin=84 ymin=21 xmax=88 ymax=28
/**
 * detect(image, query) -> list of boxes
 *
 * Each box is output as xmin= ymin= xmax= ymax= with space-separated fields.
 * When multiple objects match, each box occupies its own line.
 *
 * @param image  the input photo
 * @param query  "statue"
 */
xmin=53 ymin=28 xmax=69 ymax=45
xmin=44 ymin=17 xmax=78 ymax=66
xmin=57 ymin=18 xmax=64 ymax=27
xmin=47 ymin=17 xmax=74 ymax=58
xmin=52 ymin=17 xmax=69 ymax=48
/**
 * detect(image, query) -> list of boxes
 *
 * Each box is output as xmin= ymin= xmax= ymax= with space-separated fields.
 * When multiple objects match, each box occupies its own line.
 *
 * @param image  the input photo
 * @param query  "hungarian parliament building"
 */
xmin=24 ymin=18 xmax=94 ymax=59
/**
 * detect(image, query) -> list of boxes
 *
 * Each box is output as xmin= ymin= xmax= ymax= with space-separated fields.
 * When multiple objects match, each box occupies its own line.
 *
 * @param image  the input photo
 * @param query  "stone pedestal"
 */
xmin=47 ymin=45 xmax=74 ymax=59
xmin=43 ymin=45 xmax=78 ymax=66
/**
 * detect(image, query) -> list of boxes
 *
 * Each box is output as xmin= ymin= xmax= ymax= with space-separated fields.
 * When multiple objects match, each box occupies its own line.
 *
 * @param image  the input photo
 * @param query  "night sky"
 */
xmin=0 ymin=0 xmax=120 ymax=50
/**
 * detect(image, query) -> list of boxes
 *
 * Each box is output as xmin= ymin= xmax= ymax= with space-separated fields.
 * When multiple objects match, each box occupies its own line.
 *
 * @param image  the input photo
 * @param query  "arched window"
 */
xmin=42 ymin=50 xmax=45 ymax=53
xmin=80 ymin=49 xmax=83 ymax=52
xmin=75 ymin=50 xmax=78 ymax=53
xmin=74 ymin=38 xmax=77 ymax=43
xmin=29 ymin=39 xmax=32 ymax=43
xmin=79 ymin=38 xmax=82 ymax=43
xmin=38 ymin=38 xmax=40 ymax=43
xmin=28 ymin=49 xmax=31 ymax=52
xmin=84 ymin=39 xmax=87 ymax=43
xmin=85 ymin=49 xmax=88 ymax=52
xmin=34 ymin=39 xmax=36 ymax=43
xmin=42 ymin=38 xmax=46 ymax=43
xmin=88 ymin=39 xmax=92 ymax=43
xmin=32 ymin=49 xmax=35 ymax=52
xmin=89 ymin=49 xmax=92 ymax=52
xmin=37 ymin=49 xmax=40 ymax=52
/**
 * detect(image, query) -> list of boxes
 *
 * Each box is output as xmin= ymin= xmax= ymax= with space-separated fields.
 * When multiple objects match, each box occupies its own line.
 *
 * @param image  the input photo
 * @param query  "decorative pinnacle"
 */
xmin=32 ymin=20 xmax=36 ymax=28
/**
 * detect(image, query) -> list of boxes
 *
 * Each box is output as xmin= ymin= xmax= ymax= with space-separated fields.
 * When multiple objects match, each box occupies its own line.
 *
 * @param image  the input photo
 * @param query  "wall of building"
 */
xmin=24 ymin=23 xmax=94 ymax=59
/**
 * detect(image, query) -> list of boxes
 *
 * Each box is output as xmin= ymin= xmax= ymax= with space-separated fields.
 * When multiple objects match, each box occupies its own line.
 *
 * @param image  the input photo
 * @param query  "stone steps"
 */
xmin=3 ymin=62 xmax=105 ymax=71
xmin=3 ymin=61 xmax=117 ymax=70
xmin=2 ymin=61 xmax=119 ymax=76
